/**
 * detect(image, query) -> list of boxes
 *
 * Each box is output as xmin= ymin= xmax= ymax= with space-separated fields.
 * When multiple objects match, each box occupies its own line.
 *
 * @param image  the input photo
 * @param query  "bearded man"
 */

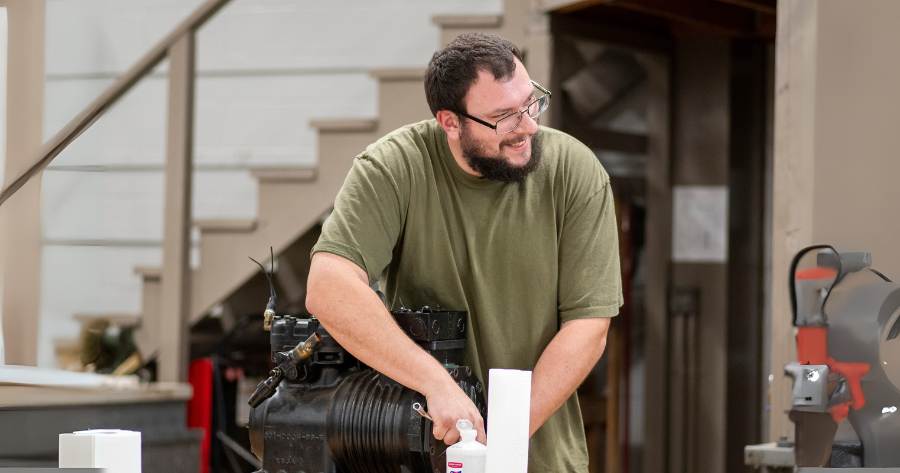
xmin=305 ymin=32 xmax=622 ymax=473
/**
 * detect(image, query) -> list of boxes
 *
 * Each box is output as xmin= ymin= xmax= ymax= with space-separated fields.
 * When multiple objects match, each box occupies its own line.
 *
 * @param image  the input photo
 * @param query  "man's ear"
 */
xmin=435 ymin=110 xmax=461 ymax=140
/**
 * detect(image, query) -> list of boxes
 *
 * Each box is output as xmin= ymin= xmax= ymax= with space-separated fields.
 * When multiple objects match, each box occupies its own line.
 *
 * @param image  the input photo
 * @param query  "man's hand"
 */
xmin=424 ymin=377 xmax=486 ymax=445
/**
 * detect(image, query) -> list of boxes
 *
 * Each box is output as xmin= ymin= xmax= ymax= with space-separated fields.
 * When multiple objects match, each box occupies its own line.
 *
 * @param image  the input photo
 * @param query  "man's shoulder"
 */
xmin=346 ymin=119 xmax=440 ymax=186
xmin=361 ymin=119 xmax=440 ymax=164
xmin=538 ymin=126 xmax=609 ymax=184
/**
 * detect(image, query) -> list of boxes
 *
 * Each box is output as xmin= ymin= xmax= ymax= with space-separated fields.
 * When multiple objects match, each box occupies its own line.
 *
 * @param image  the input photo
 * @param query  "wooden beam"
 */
xmin=1 ymin=0 xmax=44 ymax=365
xmin=606 ymin=322 xmax=622 ymax=473
xmin=639 ymin=52 xmax=671 ymax=473
xmin=768 ymin=0 xmax=817 ymax=443
xmin=158 ymin=33 xmax=195 ymax=383
xmin=549 ymin=13 xmax=672 ymax=55
xmin=552 ymin=0 xmax=773 ymax=38
xmin=606 ymin=0 xmax=759 ymax=36
xmin=716 ymin=0 xmax=776 ymax=15
xmin=725 ymin=40 xmax=768 ymax=473
xmin=542 ymin=0 xmax=606 ymax=14
xmin=668 ymin=38 xmax=731 ymax=473
xmin=566 ymin=125 xmax=649 ymax=155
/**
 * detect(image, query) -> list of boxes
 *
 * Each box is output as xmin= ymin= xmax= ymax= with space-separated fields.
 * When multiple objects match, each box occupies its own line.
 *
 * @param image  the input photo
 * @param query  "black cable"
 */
xmin=249 ymin=246 xmax=277 ymax=312
xmin=221 ymin=438 xmax=243 ymax=473
xmin=789 ymin=244 xmax=841 ymax=326
xmin=869 ymin=268 xmax=892 ymax=282
xmin=216 ymin=430 xmax=261 ymax=469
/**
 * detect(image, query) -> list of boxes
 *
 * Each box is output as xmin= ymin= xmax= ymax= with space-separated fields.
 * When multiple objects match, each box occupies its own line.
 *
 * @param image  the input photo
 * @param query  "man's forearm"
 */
xmin=529 ymin=317 xmax=612 ymax=436
xmin=305 ymin=252 xmax=486 ymax=443
xmin=305 ymin=253 xmax=453 ymax=396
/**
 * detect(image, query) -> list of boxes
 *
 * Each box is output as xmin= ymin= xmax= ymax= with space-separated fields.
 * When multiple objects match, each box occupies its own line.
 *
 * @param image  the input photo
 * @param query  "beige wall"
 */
xmin=770 ymin=0 xmax=900 ymax=440
xmin=812 ymin=1 xmax=900 ymax=268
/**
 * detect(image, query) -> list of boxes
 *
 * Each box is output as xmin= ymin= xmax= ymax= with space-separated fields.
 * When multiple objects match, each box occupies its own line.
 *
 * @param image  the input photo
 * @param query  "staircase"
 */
xmin=61 ymin=7 xmax=522 ymax=369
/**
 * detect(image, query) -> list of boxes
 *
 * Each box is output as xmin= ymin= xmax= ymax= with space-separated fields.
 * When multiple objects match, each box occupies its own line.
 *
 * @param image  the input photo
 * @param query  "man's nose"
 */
xmin=518 ymin=112 xmax=540 ymax=135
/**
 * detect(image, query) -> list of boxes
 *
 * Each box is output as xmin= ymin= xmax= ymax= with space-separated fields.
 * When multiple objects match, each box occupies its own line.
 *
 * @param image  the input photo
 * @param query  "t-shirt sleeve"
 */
xmin=311 ymin=153 xmax=407 ymax=283
xmin=557 ymin=163 xmax=623 ymax=323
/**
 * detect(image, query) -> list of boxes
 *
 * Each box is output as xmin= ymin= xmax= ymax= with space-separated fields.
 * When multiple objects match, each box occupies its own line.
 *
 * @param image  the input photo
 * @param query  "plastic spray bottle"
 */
xmin=446 ymin=419 xmax=487 ymax=473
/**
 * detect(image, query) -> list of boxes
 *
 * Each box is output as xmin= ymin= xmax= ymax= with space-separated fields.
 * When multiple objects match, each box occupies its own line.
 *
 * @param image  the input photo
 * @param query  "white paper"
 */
xmin=0 ymin=364 xmax=139 ymax=388
xmin=485 ymin=369 xmax=531 ymax=473
xmin=672 ymin=186 xmax=729 ymax=263
xmin=59 ymin=429 xmax=141 ymax=473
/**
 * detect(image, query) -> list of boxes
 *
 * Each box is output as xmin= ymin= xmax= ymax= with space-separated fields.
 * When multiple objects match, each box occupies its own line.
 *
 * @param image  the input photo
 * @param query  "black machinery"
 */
xmin=247 ymin=301 xmax=485 ymax=473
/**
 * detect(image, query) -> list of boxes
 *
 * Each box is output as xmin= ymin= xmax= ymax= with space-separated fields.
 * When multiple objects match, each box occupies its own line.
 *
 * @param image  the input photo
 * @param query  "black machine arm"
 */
xmin=248 ymin=332 xmax=320 ymax=408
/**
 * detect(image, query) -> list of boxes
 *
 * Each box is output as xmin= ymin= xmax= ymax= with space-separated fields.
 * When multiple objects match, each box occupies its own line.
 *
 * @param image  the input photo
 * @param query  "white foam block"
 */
xmin=485 ymin=369 xmax=531 ymax=473
xmin=59 ymin=429 xmax=141 ymax=473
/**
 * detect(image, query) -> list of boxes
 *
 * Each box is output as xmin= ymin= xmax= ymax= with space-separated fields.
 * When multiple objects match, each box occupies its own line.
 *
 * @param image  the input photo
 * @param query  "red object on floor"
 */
xmin=188 ymin=358 xmax=213 ymax=473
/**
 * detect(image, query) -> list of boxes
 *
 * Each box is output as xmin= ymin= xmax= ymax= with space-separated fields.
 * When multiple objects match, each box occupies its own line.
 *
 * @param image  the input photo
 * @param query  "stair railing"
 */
xmin=0 ymin=0 xmax=232 ymax=382
xmin=0 ymin=0 xmax=230 ymax=206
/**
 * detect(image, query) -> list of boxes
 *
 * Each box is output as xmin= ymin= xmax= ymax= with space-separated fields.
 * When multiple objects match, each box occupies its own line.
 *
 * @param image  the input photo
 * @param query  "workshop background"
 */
xmin=1 ymin=0 xmax=899 ymax=472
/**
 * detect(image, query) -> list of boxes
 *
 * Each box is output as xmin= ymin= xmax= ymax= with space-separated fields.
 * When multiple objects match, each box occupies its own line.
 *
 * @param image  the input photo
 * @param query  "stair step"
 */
xmin=191 ymin=111 xmax=371 ymax=323
xmin=370 ymin=67 xmax=426 ymax=81
xmin=371 ymin=72 xmax=431 ymax=130
xmin=194 ymin=218 xmax=257 ymax=233
xmin=54 ymin=337 xmax=80 ymax=352
xmin=73 ymin=312 xmax=141 ymax=328
xmin=54 ymin=337 xmax=83 ymax=371
xmin=434 ymin=13 xmax=505 ymax=48
xmin=134 ymin=265 xmax=161 ymax=281
xmin=250 ymin=166 xmax=317 ymax=183
xmin=310 ymin=118 xmax=378 ymax=133
xmin=432 ymin=14 xmax=503 ymax=28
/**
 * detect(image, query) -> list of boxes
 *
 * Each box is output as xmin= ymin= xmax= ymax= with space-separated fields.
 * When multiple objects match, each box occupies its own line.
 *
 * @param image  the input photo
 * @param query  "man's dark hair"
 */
xmin=424 ymin=33 xmax=524 ymax=116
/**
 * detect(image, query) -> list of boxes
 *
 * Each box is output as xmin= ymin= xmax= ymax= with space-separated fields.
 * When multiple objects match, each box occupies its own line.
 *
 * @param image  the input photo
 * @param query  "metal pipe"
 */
xmin=289 ymin=333 xmax=322 ymax=362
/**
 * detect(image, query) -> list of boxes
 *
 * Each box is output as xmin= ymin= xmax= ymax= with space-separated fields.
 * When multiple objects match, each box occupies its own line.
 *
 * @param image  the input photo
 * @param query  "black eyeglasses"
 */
xmin=456 ymin=80 xmax=552 ymax=135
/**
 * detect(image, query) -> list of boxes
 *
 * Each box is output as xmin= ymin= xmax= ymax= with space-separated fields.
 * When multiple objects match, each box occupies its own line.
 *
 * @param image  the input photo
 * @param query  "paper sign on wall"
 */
xmin=672 ymin=186 xmax=729 ymax=263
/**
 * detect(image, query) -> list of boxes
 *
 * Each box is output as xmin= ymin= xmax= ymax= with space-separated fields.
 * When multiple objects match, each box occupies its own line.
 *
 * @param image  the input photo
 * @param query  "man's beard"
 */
xmin=460 ymin=124 xmax=542 ymax=183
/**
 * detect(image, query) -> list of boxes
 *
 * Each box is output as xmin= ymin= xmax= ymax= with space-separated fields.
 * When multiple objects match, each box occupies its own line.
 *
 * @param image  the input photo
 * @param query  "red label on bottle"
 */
xmin=448 ymin=462 xmax=463 ymax=468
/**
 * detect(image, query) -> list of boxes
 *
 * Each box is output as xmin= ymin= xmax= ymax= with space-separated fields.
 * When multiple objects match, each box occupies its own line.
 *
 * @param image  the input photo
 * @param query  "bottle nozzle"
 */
xmin=456 ymin=419 xmax=473 ymax=430
xmin=456 ymin=419 xmax=477 ymax=441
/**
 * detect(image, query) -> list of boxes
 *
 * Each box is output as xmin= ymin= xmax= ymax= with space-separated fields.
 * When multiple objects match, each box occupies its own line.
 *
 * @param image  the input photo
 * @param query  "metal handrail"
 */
xmin=0 ymin=0 xmax=232 ymax=207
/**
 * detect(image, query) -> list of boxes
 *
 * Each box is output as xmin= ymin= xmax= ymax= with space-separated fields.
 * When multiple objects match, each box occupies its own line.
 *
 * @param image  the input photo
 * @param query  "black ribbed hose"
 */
xmin=327 ymin=370 xmax=430 ymax=473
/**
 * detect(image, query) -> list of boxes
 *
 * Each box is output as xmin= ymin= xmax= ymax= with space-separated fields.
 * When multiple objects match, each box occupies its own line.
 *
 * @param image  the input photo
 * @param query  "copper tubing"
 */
xmin=289 ymin=333 xmax=321 ymax=362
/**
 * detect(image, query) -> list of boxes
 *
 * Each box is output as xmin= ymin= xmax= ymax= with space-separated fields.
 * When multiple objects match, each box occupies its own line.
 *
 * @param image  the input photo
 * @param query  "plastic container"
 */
xmin=446 ymin=419 xmax=487 ymax=473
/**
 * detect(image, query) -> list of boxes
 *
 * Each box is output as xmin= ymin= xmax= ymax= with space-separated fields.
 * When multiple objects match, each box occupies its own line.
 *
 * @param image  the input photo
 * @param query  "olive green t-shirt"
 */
xmin=312 ymin=119 xmax=622 ymax=473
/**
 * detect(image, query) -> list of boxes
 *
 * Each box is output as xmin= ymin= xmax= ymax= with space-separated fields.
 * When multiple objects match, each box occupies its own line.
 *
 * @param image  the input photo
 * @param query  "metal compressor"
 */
xmin=248 ymin=306 xmax=485 ymax=473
